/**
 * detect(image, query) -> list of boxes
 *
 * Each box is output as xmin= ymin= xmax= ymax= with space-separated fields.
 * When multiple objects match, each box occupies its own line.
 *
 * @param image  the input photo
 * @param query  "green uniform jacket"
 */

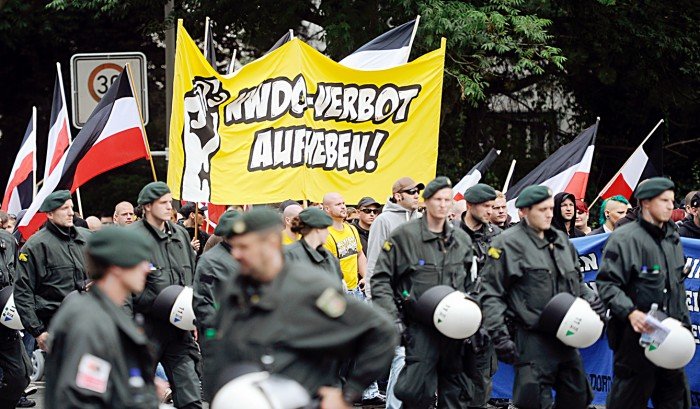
xmin=596 ymin=218 xmax=690 ymax=343
xmin=128 ymin=219 xmax=196 ymax=315
xmin=205 ymin=261 xmax=397 ymax=398
xmin=14 ymin=223 xmax=87 ymax=337
xmin=480 ymin=222 xmax=595 ymax=339
xmin=371 ymin=216 xmax=473 ymax=322
xmin=0 ymin=229 xmax=17 ymax=287
xmin=46 ymin=287 xmax=159 ymax=408
xmin=193 ymin=241 xmax=239 ymax=331
xmin=284 ymin=238 xmax=343 ymax=289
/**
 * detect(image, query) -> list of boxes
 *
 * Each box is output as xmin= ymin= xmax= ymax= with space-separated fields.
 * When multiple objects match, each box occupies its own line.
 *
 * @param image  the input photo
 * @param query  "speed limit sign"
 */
xmin=70 ymin=52 xmax=148 ymax=128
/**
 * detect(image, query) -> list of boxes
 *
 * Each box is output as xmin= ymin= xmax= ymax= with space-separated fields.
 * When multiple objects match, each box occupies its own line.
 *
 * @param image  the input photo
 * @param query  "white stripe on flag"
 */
xmin=339 ymin=46 xmax=411 ymax=70
xmin=619 ymin=146 xmax=649 ymax=191
xmin=506 ymin=160 xmax=581 ymax=222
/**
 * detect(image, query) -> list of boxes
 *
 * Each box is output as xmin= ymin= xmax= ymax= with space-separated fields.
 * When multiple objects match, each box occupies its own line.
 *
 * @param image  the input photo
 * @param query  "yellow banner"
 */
xmin=168 ymin=21 xmax=445 ymax=204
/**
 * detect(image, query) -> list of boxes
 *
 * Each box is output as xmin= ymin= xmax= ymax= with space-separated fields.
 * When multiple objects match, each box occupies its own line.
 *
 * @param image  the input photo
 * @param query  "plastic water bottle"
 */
xmin=639 ymin=303 xmax=658 ymax=347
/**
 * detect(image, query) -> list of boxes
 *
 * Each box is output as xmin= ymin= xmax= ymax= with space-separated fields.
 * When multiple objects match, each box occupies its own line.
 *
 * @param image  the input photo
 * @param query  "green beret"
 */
xmin=230 ymin=208 xmax=282 ymax=237
xmin=515 ymin=185 xmax=552 ymax=208
xmin=464 ymin=183 xmax=497 ymax=204
xmin=39 ymin=190 xmax=72 ymax=212
xmin=422 ymin=176 xmax=452 ymax=199
xmin=87 ymin=226 xmax=154 ymax=267
xmin=299 ymin=207 xmax=332 ymax=228
xmin=137 ymin=182 xmax=171 ymax=205
xmin=634 ymin=177 xmax=674 ymax=200
xmin=214 ymin=211 xmax=241 ymax=237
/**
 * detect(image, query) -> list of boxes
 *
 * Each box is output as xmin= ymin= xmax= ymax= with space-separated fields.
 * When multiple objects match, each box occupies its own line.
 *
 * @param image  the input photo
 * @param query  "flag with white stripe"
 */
xmin=453 ymin=148 xmax=501 ymax=200
xmin=596 ymin=124 xmax=662 ymax=200
xmin=506 ymin=123 xmax=598 ymax=221
xmin=339 ymin=18 xmax=419 ymax=70
xmin=45 ymin=63 xmax=71 ymax=180
xmin=2 ymin=108 xmax=36 ymax=215
xmin=18 ymin=68 xmax=150 ymax=239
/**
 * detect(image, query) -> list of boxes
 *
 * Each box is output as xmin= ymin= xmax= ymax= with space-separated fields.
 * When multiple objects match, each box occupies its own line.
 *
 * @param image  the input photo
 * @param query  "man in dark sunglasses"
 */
xmin=352 ymin=197 xmax=381 ymax=257
xmin=365 ymin=176 xmax=424 ymax=408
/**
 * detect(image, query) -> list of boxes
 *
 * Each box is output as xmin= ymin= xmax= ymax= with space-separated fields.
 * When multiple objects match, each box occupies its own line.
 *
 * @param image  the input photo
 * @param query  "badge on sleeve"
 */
xmin=75 ymin=354 xmax=111 ymax=394
xmin=487 ymin=247 xmax=502 ymax=260
xmin=382 ymin=241 xmax=393 ymax=252
xmin=315 ymin=288 xmax=347 ymax=318
xmin=18 ymin=253 xmax=28 ymax=262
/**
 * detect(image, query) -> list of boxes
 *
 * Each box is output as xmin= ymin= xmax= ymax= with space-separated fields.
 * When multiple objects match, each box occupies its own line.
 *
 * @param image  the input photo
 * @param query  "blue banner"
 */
xmin=492 ymin=234 xmax=700 ymax=407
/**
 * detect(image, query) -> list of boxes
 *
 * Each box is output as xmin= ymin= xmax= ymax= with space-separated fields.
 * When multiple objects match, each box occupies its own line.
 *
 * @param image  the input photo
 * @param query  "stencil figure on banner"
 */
xmin=168 ymin=20 xmax=445 ymax=205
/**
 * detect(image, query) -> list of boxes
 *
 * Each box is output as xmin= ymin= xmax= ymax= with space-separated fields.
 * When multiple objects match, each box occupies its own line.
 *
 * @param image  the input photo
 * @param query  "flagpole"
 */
xmin=58 ymin=62 xmax=85 ymax=216
xmin=204 ymin=16 xmax=211 ymax=60
xmin=32 ymin=106 xmax=37 ymax=199
xmin=227 ymin=49 xmax=237 ymax=75
xmin=588 ymin=118 xmax=664 ymax=210
xmin=75 ymin=189 xmax=84 ymax=218
xmin=502 ymin=159 xmax=517 ymax=193
xmin=407 ymin=15 xmax=421 ymax=58
xmin=125 ymin=63 xmax=158 ymax=182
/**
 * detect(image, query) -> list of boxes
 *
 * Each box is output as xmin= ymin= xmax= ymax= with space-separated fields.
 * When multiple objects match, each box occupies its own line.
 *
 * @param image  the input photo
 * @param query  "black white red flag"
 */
xmin=18 ymin=68 xmax=150 ymax=239
xmin=506 ymin=123 xmax=598 ymax=220
xmin=2 ymin=108 xmax=36 ymax=215
xmin=453 ymin=148 xmax=500 ymax=200
xmin=339 ymin=17 xmax=419 ymax=70
xmin=45 ymin=63 xmax=72 ymax=181
xmin=596 ymin=120 xmax=663 ymax=200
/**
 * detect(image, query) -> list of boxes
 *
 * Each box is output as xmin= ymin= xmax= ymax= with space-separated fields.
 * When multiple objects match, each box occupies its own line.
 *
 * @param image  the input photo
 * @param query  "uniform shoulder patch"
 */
xmin=382 ymin=241 xmax=393 ymax=252
xmin=315 ymin=287 xmax=347 ymax=318
xmin=75 ymin=353 xmax=111 ymax=394
xmin=18 ymin=253 xmax=28 ymax=262
xmin=487 ymin=247 xmax=502 ymax=259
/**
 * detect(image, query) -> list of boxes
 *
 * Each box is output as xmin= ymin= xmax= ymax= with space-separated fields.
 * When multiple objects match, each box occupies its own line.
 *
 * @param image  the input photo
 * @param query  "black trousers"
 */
xmin=395 ymin=322 xmax=470 ymax=408
xmin=0 ymin=328 xmax=31 ymax=408
xmin=607 ymin=324 xmax=690 ymax=409
xmin=512 ymin=329 xmax=592 ymax=409
xmin=145 ymin=317 xmax=203 ymax=409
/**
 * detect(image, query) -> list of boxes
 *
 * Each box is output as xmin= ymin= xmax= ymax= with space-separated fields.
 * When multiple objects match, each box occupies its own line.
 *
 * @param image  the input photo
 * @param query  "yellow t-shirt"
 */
xmin=282 ymin=231 xmax=300 ymax=245
xmin=324 ymin=223 xmax=362 ymax=290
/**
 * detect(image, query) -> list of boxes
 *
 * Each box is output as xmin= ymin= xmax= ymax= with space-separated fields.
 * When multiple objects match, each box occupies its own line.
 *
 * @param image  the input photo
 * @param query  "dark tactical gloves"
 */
xmin=494 ymin=335 xmax=517 ymax=365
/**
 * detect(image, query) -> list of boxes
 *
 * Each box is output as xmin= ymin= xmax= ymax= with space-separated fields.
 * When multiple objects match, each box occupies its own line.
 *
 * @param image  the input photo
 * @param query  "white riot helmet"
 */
xmin=644 ymin=315 xmax=696 ymax=369
xmin=211 ymin=364 xmax=310 ymax=409
xmin=0 ymin=286 xmax=23 ymax=330
xmin=538 ymin=292 xmax=604 ymax=348
xmin=152 ymin=285 xmax=196 ymax=331
xmin=415 ymin=285 xmax=482 ymax=339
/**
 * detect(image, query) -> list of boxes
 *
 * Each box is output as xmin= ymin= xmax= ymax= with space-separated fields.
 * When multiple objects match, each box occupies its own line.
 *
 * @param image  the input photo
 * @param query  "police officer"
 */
xmin=480 ymin=186 xmax=603 ymax=409
xmin=596 ymin=177 xmax=691 ymax=409
xmin=128 ymin=182 xmax=202 ymax=409
xmin=0 ymin=228 xmax=31 ymax=407
xmin=45 ymin=227 xmax=159 ymax=408
xmin=14 ymin=190 xmax=88 ymax=352
xmin=204 ymin=208 xmax=397 ymax=407
xmin=284 ymin=207 xmax=343 ymax=288
xmin=371 ymin=176 xmax=474 ymax=408
xmin=456 ymin=183 xmax=501 ymax=409
xmin=193 ymin=210 xmax=240 ymax=333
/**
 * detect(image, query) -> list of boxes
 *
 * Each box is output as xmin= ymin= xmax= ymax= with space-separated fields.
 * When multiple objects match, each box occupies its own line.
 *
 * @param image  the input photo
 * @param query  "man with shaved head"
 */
xmin=322 ymin=192 xmax=381 ymax=405
xmin=322 ymin=192 xmax=368 ymax=296
xmin=113 ymin=201 xmax=135 ymax=226
xmin=85 ymin=216 xmax=103 ymax=231
xmin=282 ymin=203 xmax=303 ymax=245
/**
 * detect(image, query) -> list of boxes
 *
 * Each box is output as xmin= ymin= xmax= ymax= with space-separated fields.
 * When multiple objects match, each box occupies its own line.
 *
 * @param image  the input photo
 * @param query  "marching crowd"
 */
xmin=0 ymin=174 xmax=698 ymax=409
